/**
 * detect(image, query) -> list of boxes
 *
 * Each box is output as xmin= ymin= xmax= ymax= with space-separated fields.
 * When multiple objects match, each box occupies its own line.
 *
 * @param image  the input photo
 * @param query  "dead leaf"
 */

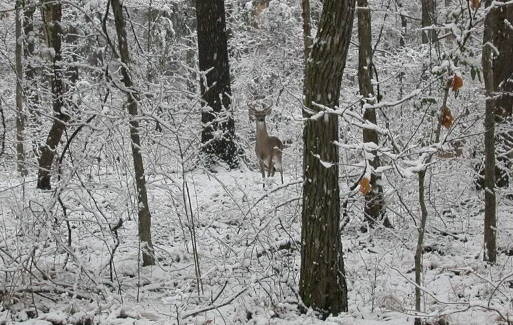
xmin=451 ymin=75 xmax=463 ymax=91
xmin=440 ymin=106 xmax=454 ymax=129
xmin=359 ymin=177 xmax=372 ymax=195
xmin=470 ymin=0 xmax=481 ymax=9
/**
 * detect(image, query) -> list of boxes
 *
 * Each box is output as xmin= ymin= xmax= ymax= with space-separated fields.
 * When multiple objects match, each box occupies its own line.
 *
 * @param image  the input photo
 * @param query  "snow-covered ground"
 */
xmin=1 ymin=155 xmax=512 ymax=324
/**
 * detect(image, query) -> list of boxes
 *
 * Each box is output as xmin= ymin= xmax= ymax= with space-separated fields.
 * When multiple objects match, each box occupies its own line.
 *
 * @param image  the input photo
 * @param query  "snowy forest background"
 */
xmin=0 ymin=0 xmax=513 ymax=324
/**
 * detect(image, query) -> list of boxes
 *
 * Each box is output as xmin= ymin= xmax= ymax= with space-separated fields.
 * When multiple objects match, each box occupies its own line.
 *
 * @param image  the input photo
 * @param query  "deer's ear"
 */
xmin=263 ymin=105 xmax=272 ymax=115
xmin=248 ymin=106 xmax=256 ymax=121
xmin=248 ymin=102 xmax=256 ymax=112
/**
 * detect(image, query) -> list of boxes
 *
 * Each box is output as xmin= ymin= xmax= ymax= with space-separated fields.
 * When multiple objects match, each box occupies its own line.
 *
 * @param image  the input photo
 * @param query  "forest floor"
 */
xmin=1 ymin=157 xmax=513 ymax=325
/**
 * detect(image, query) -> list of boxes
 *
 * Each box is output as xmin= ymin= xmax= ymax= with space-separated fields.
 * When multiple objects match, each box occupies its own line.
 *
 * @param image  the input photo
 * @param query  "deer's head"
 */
xmin=248 ymin=102 xmax=272 ymax=122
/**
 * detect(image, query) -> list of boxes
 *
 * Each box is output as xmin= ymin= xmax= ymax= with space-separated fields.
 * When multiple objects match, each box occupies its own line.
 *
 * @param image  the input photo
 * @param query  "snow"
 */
xmin=1 ymin=0 xmax=513 ymax=324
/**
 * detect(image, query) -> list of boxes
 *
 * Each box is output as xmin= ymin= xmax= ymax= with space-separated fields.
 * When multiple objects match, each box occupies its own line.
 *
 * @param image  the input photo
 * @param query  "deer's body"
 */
xmin=250 ymin=104 xmax=284 ymax=185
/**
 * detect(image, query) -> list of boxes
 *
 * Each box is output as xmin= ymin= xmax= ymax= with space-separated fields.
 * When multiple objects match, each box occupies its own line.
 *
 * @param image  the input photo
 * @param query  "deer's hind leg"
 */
xmin=266 ymin=158 xmax=274 ymax=177
xmin=259 ymin=160 xmax=266 ymax=179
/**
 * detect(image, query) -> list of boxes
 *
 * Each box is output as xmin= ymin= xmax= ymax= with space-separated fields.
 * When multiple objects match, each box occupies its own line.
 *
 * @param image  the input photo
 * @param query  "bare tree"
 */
xmin=421 ymin=0 xmax=436 ymax=44
xmin=37 ymin=0 xmax=69 ymax=189
xmin=15 ymin=0 xmax=27 ymax=176
xmin=357 ymin=0 xmax=390 ymax=228
xmin=111 ymin=0 xmax=155 ymax=266
xmin=195 ymin=0 xmax=238 ymax=168
xmin=23 ymin=0 xmax=39 ymax=117
xmin=299 ymin=0 xmax=355 ymax=316
xmin=482 ymin=0 xmax=513 ymax=263
xmin=301 ymin=0 xmax=312 ymax=61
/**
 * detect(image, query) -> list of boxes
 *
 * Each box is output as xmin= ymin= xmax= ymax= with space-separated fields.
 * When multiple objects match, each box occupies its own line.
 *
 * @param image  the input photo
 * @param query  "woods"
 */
xmin=1 ymin=0 xmax=513 ymax=324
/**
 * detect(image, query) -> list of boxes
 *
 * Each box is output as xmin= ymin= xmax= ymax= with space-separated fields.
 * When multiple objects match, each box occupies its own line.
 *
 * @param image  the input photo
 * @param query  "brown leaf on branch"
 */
xmin=359 ymin=177 xmax=372 ymax=195
xmin=470 ymin=0 xmax=481 ymax=9
xmin=440 ymin=106 xmax=454 ymax=129
xmin=451 ymin=75 xmax=464 ymax=91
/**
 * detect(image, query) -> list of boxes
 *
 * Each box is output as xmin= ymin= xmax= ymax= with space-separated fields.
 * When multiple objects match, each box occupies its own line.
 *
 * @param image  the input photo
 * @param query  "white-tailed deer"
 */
xmin=249 ymin=103 xmax=284 ymax=185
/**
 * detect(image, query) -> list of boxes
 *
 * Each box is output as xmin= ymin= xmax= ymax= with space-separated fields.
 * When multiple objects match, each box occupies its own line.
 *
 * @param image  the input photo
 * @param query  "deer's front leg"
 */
xmin=259 ymin=159 xmax=266 ymax=177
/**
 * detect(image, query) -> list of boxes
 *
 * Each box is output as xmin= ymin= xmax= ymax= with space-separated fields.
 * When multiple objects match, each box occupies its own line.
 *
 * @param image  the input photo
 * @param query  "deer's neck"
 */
xmin=256 ymin=121 xmax=269 ymax=140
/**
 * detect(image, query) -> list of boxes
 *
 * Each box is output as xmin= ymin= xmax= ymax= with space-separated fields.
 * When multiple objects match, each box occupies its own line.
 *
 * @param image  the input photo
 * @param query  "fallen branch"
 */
xmin=181 ymin=287 xmax=248 ymax=319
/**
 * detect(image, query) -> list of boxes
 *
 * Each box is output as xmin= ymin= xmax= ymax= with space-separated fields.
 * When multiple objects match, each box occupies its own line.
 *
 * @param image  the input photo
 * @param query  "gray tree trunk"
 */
xmin=299 ymin=0 xmax=355 ymax=317
xmin=111 ymin=0 xmax=155 ymax=266
xmin=195 ymin=0 xmax=238 ymax=168
xmin=421 ymin=0 xmax=436 ymax=44
xmin=414 ymin=169 xmax=428 ymax=325
xmin=357 ymin=0 xmax=390 ymax=228
xmin=301 ymin=0 xmax=312 ymax=62
xmin=23 ymin=0 xmax=38 ymax=117
xmin=397 ymin=0 xmax=407 ymax=47
xmin=15 ymin=0 xmax=27 ymax=176
xmin=37 ymin=0 xmax=69 ymax=189
xmin=481 ymin=0 xmax=513 ymax=263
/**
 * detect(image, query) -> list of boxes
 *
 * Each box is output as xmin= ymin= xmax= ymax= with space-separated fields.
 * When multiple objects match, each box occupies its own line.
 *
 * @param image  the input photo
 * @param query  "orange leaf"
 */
xmin=440 ymin=106 xmax=454 ymax=129
xmin=451 ymin=75 xmax=463 ymax=91
xmin=470 ymin=0 xmax=480 ymax=9
xmin=359 ymin=177 xmax=372 ymax=195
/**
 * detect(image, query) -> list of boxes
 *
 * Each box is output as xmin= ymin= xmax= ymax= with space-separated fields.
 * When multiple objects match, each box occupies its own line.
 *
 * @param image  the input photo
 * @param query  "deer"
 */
xmin=248 ymin=103 xmax=284 ymax=186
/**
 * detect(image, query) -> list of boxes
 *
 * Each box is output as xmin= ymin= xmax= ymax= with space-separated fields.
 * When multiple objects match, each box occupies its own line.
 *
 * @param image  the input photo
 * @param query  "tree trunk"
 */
xmin=397 ymin=0 xmax=407 ymax=97
xmin=357 ymin=0 xmax=390 ymax=228
xmin=301 ymin=0 xmax=312 ymax=62
xmin=421 ymin=0 xmax=436 ymax=44
xmin=414 ymin=169 xmax=428 ymax=325
xmin=299 ymin=0 xmax=355 ymax=317
xmin=37 ymin=0 xmax=69 ymax=190
xmin=111 ymin=0 xmax=155 ymax=266
xmin=23 ymin=0 xmax=39 ymax=119
xmin=195 ymin=0 xmax=238 ymax=168
xmin=15 ymin=0 xmax=27 ymax=176
xmin=481 ymin=0 xmax=513 ymax=263
xmin=397 ymin=0 xmax=407 ymax=47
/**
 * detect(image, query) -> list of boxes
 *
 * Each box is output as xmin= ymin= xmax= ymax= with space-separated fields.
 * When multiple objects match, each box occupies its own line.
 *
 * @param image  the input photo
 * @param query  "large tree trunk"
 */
xmin=482 ymin=0 xmax=513 ymax=263
xmin=299 ymin=0 xmax=355 ymax=317
xmin=111 ymin=0 xmax=155 ymax=266
xmin=421 ymin=0 xmax=436 ymax=44
xmin=357 ymin=0 xmax=390 ymax=228
xmin=37 ymin=0 xmax=69 ymax=190
xmin=15 ymin=0 xmax=27 ymax=176
xmin=195 ymin=0 xmax=238 ymax=169
xmin=301 ymin=0 xmax=312 ymax=61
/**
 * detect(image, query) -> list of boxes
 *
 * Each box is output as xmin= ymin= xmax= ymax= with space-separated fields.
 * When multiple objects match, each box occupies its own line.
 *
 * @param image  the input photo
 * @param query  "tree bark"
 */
xmin=111 ymin=0 xmax=155 ymax=266
xmin=421 ymin=0 xmax=436 ymax=44
xmin=481 ymin=0 xmax=513 ymax=263
xmin=299 ymin=0 xmax=355 ymax=317
xmin=15 ymin=0 xmax=27 ymax=176
xmin=301 ymin=0 xmax=312 ymax=62
xmin=37 ymin=0 xmax=69 ymax=190
xmin=414 ymin=169 xmax=428 ymax=325
xmin=397 ymin=0 xmax=407 ymax=48
xmin=23 ymin=0 xmax=39 ymax=117
xmin=357 ymin=0 xmax=390 ymax=228
xmin=195 ymin=0 xmax=238 ymax=168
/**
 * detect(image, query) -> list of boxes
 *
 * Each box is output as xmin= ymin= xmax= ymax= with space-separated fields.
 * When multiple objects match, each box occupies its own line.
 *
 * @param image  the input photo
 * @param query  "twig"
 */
xmin=0 ymin=96 xmax=6 ymax=156
xmin=211 ymin=280 xmax=228 ymax=305
xmin=244 ymin=180 xmax=302 ymax=218
xmin=181 ymin=287 xmax=248 ymax=319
